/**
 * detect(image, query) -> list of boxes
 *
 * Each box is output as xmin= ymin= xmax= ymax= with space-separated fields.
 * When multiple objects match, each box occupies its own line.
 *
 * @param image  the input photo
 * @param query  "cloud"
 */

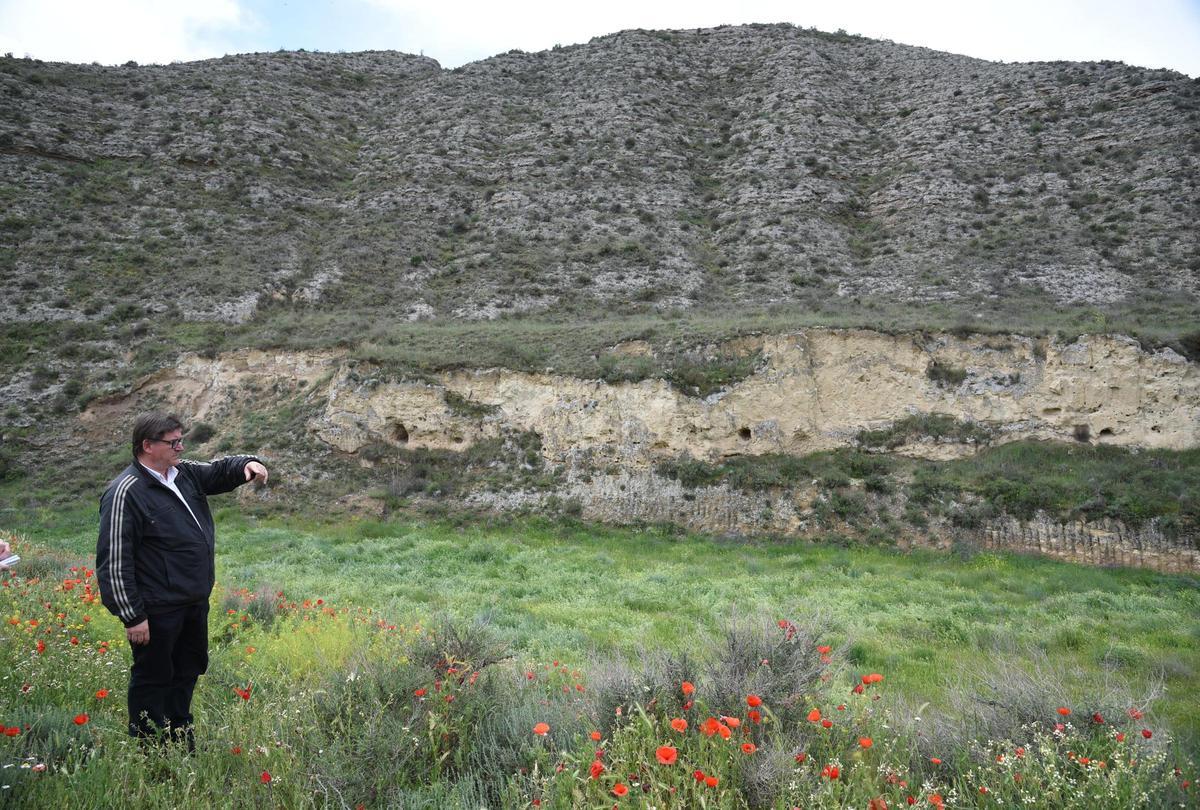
xmin=0 ymin=0 xmax=251 ymax=64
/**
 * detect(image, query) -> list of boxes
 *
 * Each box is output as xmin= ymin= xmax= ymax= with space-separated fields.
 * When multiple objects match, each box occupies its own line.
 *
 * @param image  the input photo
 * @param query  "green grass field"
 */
xmin=13 ymin=509 xmax=1200 ymax=751
xmin=6 ymin=509 xmax=1198 ymax=806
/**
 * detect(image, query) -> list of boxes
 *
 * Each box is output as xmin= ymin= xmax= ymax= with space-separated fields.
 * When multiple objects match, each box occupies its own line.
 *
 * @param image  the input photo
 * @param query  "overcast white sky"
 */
xmin=1 ymin=0 xmax=1197 ymax=76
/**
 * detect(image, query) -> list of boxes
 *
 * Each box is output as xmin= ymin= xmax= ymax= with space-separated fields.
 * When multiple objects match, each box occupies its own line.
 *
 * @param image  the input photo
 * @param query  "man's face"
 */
xmin=142 ymin=429 xmax=184 ymax=469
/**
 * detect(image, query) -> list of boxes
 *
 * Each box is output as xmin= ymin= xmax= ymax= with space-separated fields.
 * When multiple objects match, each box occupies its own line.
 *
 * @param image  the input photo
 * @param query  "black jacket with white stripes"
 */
xmin=96 ymin=455 xmax=258 ymax=628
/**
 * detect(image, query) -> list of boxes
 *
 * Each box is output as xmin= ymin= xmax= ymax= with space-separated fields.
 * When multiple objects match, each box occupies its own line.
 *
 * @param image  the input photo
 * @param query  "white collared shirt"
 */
xmin=139 ymin=463 xmax=203 ymax=530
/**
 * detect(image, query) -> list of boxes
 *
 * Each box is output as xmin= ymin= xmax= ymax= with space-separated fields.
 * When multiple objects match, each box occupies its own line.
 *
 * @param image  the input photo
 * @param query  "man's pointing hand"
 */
xmin=244 ymin=461 xmax=269 ymax=484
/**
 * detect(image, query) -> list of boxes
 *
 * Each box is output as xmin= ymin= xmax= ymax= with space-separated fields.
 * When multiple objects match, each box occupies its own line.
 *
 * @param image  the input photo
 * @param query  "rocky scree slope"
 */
xmin=2 ymin=23 xmax=1198 ymax=333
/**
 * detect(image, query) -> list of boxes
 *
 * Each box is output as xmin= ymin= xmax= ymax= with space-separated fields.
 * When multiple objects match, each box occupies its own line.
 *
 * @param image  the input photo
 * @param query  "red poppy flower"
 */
xmin=853 ymin=683 xmax=865 ymax=694
xmin=807 ymin=709 xmax=821 ymax=723
xmin=612 ymin=783 xmax=628 ymax=797
xmin=73 ymin=713 xmax=89 ymax=725
xmin=705 ymin=775 xmax=719 ymax=788
xmin=859 ymin=737 xmax=873 ymax=749
xmin=260 ymin=771 xmax=271 ymax=784
xmin=1057 ymin=707 xmax=1071 ymax=716
xmin=36 ymin=640 xmax=45 ymax=655
xmin=414 ymin=688 xmax=427 ymax=697
xmin=817 ymin=645 xmax=832 ymax=654
xmin=589 ymin=760 xmax=605 ymax=779
xmin=930 ymin=758 xmax=942 ymax=765
xmin=722 ymin=715 xmax=741 ymax=729
xmin=233 ymin=686 xmax=251 ymax=701
xmin=821 ymin=719 xmax=833 ymax=729
xmin=1092 ymin=712 xmax=1104 ymax=724
xmin=681 ymin=681 xmax=695 ymax=695
xmin=656 ymin=745 xmax=678 ymax=765
xmin=869 ymin=798 xmax=889 ymax=810
xmin=700 ymin=717 xmax=721 ymax=737
xmin=1128 ymin=707 xmax=1144 ymax=720
xmin=746 ymin=694 xmax=762 ymax=708
xmin=590 ymin=730 xmax=602 ymax=741
xmin=1116 ymin=732 xmax=1126 ymax=742
xmin=231 ymin=746 xmax=242 ymax=755
xmin=95 ymin=689 xmax=109 ymax=699
xmin=748 ymin=710 xmax=762 ymax=724
xmin=794 ymin=752 xmax=807 ymax=763
xmin=1142 ymin=729 xmax=1153 ymax=739
xmin=741 ymin=742 xmax=757 ymax=754
xmin=3 ymin=727 xmax=19 ymax=737
xmin=717 ymin=723 xmax=732 ymax=739
xmin=533 ymin=722 xmax=550 ymax=736
xmin=821 ymin=765 xmax=839 ymax=780
xmin=693 ymin=769 xmax=706 ymax=782
xmin=670 ymin=718 xmax=687 ymax=732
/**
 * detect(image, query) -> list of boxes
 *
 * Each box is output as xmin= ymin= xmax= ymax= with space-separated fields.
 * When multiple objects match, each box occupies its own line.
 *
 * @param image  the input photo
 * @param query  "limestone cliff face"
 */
xmin=81 ymin=349 xmax=338 ymax=429
xmin=79 ymin=328 xmax=1197 ymax=571
xmin=86 ymin=329 xmax=1197 ymax=461
xmin=313 ymin=330 xmax=1197 ymax=463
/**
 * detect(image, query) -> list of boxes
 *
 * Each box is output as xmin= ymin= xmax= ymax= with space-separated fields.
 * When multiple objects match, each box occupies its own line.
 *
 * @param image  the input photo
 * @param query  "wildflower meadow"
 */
xmin=1 ymin=522 xmax=1196 ymax=808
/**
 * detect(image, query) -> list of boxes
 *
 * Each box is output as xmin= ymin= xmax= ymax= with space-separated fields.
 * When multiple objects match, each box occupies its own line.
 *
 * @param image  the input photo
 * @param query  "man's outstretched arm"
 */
xmin=180 ymin=454 xmax=267 ymax=495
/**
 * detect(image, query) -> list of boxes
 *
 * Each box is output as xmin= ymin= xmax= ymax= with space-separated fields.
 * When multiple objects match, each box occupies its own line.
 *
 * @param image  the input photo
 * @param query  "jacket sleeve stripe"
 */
xmin=109 ymin=474 xmax=138 ymax=621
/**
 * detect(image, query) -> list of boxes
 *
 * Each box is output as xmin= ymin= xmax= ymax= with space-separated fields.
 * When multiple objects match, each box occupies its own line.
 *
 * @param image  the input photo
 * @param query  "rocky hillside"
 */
xmin=2 ymin=23 xmax=1198 ymax=334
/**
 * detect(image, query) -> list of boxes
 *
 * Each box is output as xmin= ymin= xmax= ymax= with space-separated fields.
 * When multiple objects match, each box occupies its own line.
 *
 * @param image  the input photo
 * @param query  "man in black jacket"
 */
xmin=96 ymin=412 xmax=269 ymax=747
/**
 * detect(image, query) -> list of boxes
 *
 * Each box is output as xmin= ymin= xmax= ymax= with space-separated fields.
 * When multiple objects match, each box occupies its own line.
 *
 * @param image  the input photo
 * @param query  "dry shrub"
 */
xmin=898 ymin=650 xmax=1165 ymax=768
xmin=702 ymin=612 xmax=837 ymax=726
xmin=409 ymin=613 xmax=511 ymax=673
xmin=586 ymin=612 xmax=835 ymax=735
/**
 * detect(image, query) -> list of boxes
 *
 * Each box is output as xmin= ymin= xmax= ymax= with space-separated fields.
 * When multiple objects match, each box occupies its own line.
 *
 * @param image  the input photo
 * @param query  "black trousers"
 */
xmin=127 ymin=601 xmax=209 ymax=747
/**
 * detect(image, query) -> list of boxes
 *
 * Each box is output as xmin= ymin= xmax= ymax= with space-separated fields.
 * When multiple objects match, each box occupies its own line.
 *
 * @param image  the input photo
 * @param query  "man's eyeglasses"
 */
xmin=150 ymin=438 xmax=185 ymax=450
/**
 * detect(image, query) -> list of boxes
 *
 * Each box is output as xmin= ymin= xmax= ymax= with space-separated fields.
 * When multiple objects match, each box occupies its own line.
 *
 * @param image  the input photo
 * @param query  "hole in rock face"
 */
xmin=393 ymin=423 xmax=410 ymax=443
xmin=1073 ymin=424 xmax=1090 ymax=442
xmin=738 ymin=427 xmax=752 ymax=440
xmin=1098 ymin=428 xmax=1114 ymax=437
